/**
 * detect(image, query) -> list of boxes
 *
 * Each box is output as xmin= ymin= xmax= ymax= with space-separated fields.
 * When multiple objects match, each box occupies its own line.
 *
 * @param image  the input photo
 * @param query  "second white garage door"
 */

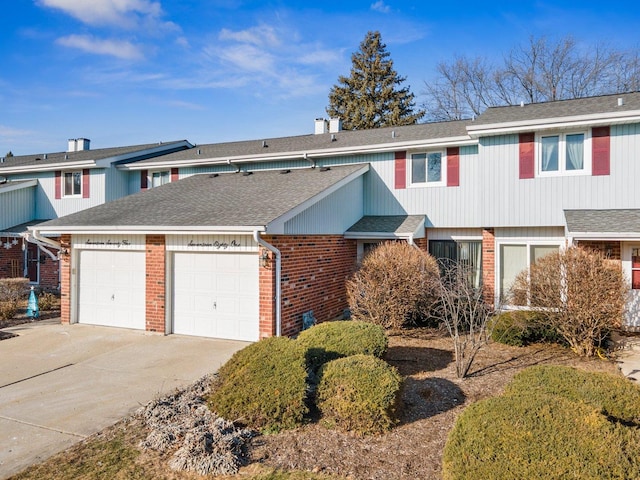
xmin=77 ymin=249 xmax=146 ymax=329
xmin=172 ymin=252 xmax=259 ymax=341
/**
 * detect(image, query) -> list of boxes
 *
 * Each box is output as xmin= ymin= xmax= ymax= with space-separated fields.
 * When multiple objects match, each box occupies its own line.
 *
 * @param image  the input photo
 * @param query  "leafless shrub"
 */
xmin=510 ymin=246 xmax=627 ymax=357
xmin=138 ymin=373 xmax=253 ymax=476
xmin=435 ymin=262 xmax=494 ymax=378
xmin=0 ymin=278 xmax=29 ymax=320
xmin=346 ymin=242 xmax=440 ymax=329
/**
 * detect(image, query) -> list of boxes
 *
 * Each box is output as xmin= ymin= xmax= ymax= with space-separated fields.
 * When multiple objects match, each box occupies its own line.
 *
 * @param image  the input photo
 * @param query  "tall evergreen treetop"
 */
xmin=327 ymin=31 xmax=424 ymax=130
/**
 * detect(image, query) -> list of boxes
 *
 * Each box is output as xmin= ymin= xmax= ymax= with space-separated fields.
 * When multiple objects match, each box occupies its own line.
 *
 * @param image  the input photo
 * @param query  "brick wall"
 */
xmin=145 ymin=235 xmax=166 ymax=333
xmin=258 ymin=246 xmax=276 ymax=338
xmin=576 ymin=240 xmax=621 ymax=260
xmin=59 ymin=234 xmax=71 ymax=324
xmin=482 ymin=228 xmax=495 ymax=305
xmin=0 ymin=238 xmax=23 ymax=279
xmin=262 ymin=235 xmax=357 ymax=337
xmin=414 ymin=236 xmax=428 ymax=251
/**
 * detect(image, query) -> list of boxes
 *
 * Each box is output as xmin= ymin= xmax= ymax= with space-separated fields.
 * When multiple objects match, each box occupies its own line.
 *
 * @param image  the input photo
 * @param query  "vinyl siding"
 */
xmin=0 ymin=185 xmax=36 ymax=230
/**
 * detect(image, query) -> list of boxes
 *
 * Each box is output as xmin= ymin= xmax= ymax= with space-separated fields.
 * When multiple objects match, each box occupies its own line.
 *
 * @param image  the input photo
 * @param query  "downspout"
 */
xmin=23 ymin=229 xmax=61 ymax=261
xmin=253 ymin=230 xmax=282 ymax=337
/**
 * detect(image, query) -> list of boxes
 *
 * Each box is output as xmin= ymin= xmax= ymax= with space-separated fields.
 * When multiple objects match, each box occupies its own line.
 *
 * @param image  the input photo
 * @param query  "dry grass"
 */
xmin=8 ymin=327 xmax=620 ymax=480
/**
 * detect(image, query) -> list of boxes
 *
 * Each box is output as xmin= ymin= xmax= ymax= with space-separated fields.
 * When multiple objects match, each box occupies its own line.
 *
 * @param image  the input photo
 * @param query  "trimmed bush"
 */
xmin=505 ymin=365 xmax=640 ymax=423
xmin=489 ymin=310 xmax=561 ymax=347
xmin=316 ymin=354 xmax=402 ymax=435
xmin=207 ymin=337 xmax=308 ymax=432
xmin=443 ymin=365 xmax=640 ymax=480
xmin=296 ymin=320 xmax=388 ymax=372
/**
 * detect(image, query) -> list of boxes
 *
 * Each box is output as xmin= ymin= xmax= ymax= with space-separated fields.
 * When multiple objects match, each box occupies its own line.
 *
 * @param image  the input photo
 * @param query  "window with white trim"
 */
xmin=499 ymin=242 xmax=561 ymax=304
xmin=63 ymin=171 xmax=82 ymax=196
xmin=411 ymin=151 xmax=445 ymax=186
xmin=429 ymin=240 xmax=482 ymax=288
xmin=538 ymin=131 xmax=590 ymax=176
xmin=151 ymin=170 xmax=170 ymax=188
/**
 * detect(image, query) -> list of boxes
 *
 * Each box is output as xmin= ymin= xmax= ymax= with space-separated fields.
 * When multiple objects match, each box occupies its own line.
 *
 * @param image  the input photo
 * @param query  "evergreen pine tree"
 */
xmin=327 ymin=31 xmax=424 ymax=130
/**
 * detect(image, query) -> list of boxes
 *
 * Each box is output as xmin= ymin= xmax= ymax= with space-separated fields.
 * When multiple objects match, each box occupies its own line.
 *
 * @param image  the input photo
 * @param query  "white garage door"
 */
xmin=77 ymin=250 xmax=146 ymax=329
xmin=172 ymin=252 xmax=259 ymax=341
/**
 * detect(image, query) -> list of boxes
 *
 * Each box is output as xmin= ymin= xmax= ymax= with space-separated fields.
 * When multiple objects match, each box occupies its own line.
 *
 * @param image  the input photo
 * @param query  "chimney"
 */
xmin=329 ymin=118 xmax=342 ymax=133
xmin=314 ymin=118 xmax=329 ymax=135
xmin=67 ymin=138 xmax=91 ymax=152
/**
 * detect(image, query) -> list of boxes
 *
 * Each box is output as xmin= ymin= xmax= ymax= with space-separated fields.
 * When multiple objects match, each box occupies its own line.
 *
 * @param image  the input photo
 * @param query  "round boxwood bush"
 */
xmin=505 ymin=365 xmax=640 ymax=422
xmin=207 ymin=336 xmax=308 ymax=432
xmin=316 ymin=354 xmax=402 ymax=436
xmin=297 ymin=320 xmax=388 ymax=372
xmin=443 ymin=365 xmax=640 ymax=479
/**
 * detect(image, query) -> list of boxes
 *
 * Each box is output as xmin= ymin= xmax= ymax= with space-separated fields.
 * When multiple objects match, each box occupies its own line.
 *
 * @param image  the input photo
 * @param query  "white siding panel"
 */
xmin=427 ymin=228 xmax=483 ymax=240
xmin=167 ymin=234 xmax=257 ymax=252
xmin=284 ymin=176 xmax=364 ymax=234
xmin=0 ymin=185 xmax=35 ymax=230
xmin=495 ymin=227 xmax=565 ymax=240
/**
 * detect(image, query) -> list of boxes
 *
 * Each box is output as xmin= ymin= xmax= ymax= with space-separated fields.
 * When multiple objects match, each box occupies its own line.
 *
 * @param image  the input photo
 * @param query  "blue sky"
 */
xmin=1 ymin=0 xmax=639 ymax=155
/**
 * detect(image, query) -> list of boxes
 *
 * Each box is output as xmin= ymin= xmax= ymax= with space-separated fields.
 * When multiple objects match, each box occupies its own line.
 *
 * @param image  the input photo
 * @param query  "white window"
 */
xmin=498 ymin=242 xmax=561 ymax=304
xmin=151 ymin=170 xmax=170 ymax=188
xmin=538 ymin=131 xmax=590 ymax=176
xmin=63 ymin=171 xmax=82 ymax=196
xmin=411 ymin=152 xmax=445 ymax=186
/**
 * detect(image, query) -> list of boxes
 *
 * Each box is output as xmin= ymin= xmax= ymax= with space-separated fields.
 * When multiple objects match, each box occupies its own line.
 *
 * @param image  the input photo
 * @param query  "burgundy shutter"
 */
xmin=519 ymin=132 xmax=535 ymax=179
xmin=592 ymin=126 xmax=610 ymax=176
xmin=171 ymin=167 xmax=179 ymax=182
xmin=82 ymin=169 xmax=90 ymax=198
xmin=54 ymin=171 xmax=61 ymax=199
xmin=394 ymin=151 xmax=406 ymax=189
xmin=447 ymin=147 xmax=460 ymax=187
xmin=140 ymin=170 xmax=148 ymax=190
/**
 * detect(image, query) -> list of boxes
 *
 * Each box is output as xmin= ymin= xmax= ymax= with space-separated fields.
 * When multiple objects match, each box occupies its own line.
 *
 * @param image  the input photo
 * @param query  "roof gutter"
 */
xmin=253 ymin=230 xmax=281 ymax=337
xmin=23 ymin=229 xmax=61 ymax=261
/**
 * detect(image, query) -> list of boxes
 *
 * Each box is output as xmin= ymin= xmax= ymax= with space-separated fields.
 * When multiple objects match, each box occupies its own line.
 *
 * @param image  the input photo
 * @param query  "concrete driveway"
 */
xmin=0 ymin=320 xmax=248 ymax=479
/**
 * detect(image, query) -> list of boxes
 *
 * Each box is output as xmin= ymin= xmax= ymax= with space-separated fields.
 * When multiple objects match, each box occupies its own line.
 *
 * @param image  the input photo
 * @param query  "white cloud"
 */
xmin=298 ymin=48 xmax=342 ymax=66
xmin=56 ymin=34 xmax=144 ymax=60
xmin=218 ymin=25 xmax=281 ymax=48
xmin=37 ymin=0 xmax=175 ymax=31
xmin=371 ymin=1 xmax=391 ymax=13
xmin=214 ymin=44 xmax=276 ymax=73
xmin=0 ymin=125 xmax=34 ymax=146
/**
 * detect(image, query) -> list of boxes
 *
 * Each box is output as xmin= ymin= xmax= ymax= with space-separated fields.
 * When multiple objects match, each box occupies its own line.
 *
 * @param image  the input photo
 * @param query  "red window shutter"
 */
xmin=592 ymin=126 xmax=610 ymax=176
xmin=447 ymin=147 xmax=460 ymax=187
xmin=140 ymin=170 xmax=148 ymax=190
xmin=82 ymin=169 xmax=90 ymax=198
xmin=519 ymin=132 xmax=535 ymax=179
xmin=171 ymin=167 xmax=179 ymax=182
xmin=54 ymin=171 xmax=61 ymax=199
xmin=394 ymin=151 xmax=406 ymax=189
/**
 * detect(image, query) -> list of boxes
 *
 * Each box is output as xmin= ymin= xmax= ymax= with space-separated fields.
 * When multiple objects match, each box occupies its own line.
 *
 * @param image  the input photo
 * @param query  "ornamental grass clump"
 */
xmin=207 ymin=336 xmax=308 ymax=433
xmin=316 ymin=354 xmax=402 ymax=436
xmin=443 ymin=365 xmax=640 ymax=480
xmin=296 ymin=320 xmax=388 ymax=372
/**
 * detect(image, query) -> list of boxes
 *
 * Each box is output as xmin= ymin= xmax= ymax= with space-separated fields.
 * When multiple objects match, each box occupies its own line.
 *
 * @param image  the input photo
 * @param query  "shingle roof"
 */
xmin=473 ymin=91 xmax=640 ymax=126
xmin=346 ymin=215 xmax=425 ymax=237
xmin=565 ymin=209 xmax=640 ymax=234
xmin=36 ymin=164 xmax=368 ymax=230
xmin=130 ymin=120 xmax=472 ymax=166
xmin=0 ymin=141 xmax=189 ymax=171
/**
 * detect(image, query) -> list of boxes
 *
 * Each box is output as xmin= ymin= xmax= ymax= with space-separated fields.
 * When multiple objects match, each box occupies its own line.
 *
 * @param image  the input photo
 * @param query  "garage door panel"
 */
xmin=78 ymin=250 xmax=146 ymax=330
xmin=173 ymin=252 xmax=258 ymax=341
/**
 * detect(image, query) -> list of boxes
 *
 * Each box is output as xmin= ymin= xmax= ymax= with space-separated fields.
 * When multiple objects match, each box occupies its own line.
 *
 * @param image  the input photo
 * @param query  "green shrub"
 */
xmin=505 ymin=365 xmax=640 ymax=423
xmin=207 ymin=337 xmax=308 ymax=432
xmin=296 ymin=320 xmax=388 ymax=372
xmin=443 ymin=365 xmax=640 ymax=480
xmin=489 ymin=310 xmax=561 ymax=346
xmin=316 ymin=354 xmax=402 ymax=436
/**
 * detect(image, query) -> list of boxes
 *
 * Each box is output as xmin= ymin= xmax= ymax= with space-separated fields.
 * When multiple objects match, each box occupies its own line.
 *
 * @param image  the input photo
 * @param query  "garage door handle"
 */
xmin=111 ymin=294 xmax=115 ymax=301
xmin=213 ymin=302 xmax=217 ymax=310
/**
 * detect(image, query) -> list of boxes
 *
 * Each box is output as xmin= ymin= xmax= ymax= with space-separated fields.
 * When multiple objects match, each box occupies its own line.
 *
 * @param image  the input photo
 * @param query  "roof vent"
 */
xmin=331 ymin=134 xmax=337 ymax=142
xmin=520 ymin=101 xmax=524 ymax=107
xmin=391 ymin=130 xmax=396 ymax=138
xmin=43 ymin=153 xmax=47 ymax=159
xmin=242 ymin=171 xmax=253 ymax=176
xmin=262 ymin=140 xmax=268 ymax=148
xmin=0 ymin=157 xmax=4 ymax=163
xmin=618 ymin=97 xmax=624 ymax=107
xmin=35 ymin=157 xmax=41 ymax=161
xmin=320 ymin=166 xmax=331 ymax=172
xmin=280 ymin=169 xmax=291 ymax=174
xmin=64 ymin=154 xmax=68 ymax=160
xmin=209 ymin=173 xmax=218 ymax=178
xmin=197 ymin=149 xmax=201 ymax=155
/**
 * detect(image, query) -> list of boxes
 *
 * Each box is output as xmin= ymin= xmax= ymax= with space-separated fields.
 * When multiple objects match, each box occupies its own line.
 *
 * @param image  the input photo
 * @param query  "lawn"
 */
xmin=8 ymin=327 xmax=620 ymax=480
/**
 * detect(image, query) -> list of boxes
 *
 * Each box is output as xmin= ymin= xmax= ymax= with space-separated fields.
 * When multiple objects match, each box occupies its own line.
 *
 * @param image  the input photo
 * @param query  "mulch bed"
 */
xmin=249 ymin=328 xmax=620 ymax=479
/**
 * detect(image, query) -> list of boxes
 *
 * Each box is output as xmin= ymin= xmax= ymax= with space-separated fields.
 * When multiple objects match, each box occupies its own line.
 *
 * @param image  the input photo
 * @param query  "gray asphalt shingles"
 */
xmin=565 ymin=209 xmax=640 ymax=234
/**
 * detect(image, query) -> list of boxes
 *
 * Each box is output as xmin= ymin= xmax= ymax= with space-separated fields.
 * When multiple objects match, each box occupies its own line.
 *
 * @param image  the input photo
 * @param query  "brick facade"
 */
xmin=59 ymin=234 xmax=72 ymax=324
xmin=0 ymin=238 xmax=23 ymax=280
xmin=145 ymin=235 xmax=166 ymax=333
xmin=262 ymin=235 xmax=357 ymax=337
xmin=576 ymin=240 xmax=622 ymax=260
xmin=482 ymin=228 xmax=496 ymax=305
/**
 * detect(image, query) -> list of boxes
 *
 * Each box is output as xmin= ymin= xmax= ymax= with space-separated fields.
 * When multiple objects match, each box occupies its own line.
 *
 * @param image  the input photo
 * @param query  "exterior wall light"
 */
xmin=260 ymin=250 xmax=271 ymax=268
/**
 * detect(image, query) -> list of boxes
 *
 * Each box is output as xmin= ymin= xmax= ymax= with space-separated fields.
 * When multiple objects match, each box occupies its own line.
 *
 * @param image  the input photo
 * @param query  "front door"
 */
xmin=625 ymin=245 xmax=640 ymax=328
xmin=26 ymin=243 xmax=39 ymax=283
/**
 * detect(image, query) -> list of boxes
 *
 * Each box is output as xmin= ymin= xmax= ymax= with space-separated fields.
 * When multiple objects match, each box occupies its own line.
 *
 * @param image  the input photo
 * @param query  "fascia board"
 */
xmin=30 ymin=225 xmax=266 ymax=235
xmin=265 ymin=165 xmax=369 ymax=234
xmin=0 ymin=160 xmax=96 ymax=174
xmin=569 ymin=232 xmax=640 ymax=240
xmin=467 ymin=110 xmax=640 ymax=137
xmin=97 ymin=140 xmax=194 ymax=168
xmin=121 ymin=137 xmax=476 ymax=171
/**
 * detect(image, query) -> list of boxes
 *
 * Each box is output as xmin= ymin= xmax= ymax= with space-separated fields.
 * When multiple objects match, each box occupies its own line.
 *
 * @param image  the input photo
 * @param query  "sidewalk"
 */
xmin=612 ymin=333 xmax=640 ymax=381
